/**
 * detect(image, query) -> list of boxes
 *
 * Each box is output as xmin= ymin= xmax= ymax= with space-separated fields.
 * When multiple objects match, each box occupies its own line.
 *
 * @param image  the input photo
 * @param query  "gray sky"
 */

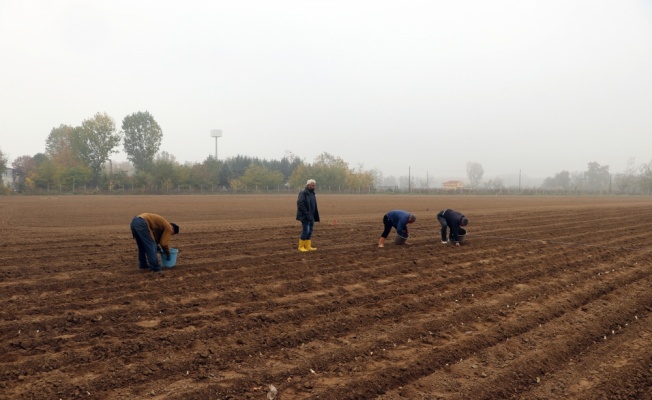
xmin=1 ymin=0 xmax=651 ymax=181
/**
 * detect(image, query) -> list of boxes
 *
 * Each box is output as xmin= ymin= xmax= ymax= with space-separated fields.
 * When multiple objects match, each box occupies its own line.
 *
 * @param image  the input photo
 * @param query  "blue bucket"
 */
xmin=160 ymin=248 xmax=178 ymax=268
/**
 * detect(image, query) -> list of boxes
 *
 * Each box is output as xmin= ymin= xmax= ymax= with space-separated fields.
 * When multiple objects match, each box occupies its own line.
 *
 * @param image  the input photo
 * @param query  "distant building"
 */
xmin=442 ymin=180 xmax=464 ymax=190
xmin=2 ymin=167 xmax=15 ymax=189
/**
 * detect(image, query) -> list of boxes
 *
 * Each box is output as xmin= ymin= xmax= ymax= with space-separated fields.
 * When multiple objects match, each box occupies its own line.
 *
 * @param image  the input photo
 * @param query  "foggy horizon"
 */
xmin=2 ymin=1 xmax=651 ymax=181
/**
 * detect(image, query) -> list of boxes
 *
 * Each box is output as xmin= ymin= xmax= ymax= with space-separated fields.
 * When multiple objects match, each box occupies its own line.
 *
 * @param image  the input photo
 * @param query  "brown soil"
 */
xmin=1 ymin=195 xmax=651 ymax=400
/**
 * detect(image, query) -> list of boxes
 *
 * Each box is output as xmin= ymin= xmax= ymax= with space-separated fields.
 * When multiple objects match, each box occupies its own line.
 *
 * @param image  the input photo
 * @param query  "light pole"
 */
xmin=210 ymin=129 xmax=222 ymax=160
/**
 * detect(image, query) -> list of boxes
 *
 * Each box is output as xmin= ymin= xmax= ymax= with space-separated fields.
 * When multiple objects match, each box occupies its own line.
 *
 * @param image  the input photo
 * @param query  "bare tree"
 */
xmin=541 ymin=170 xmax=570 ymax=190
xmin=466 ymin=162 xmax=484 ymax=188
xmin=614 ymin=157 xmax=639 ymax=193
xmin=485 ymin=177 xmax=505 ymax=189
xmin=639 ymin=160 xmax=652 ymax=193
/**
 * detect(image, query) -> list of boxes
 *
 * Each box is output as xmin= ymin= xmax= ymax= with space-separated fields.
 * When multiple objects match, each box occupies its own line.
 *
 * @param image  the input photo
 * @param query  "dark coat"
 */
xmin=439 ymin=209 xmax=466 ymax=242
xmin=296 ymin=186 xmax=320 ymax=222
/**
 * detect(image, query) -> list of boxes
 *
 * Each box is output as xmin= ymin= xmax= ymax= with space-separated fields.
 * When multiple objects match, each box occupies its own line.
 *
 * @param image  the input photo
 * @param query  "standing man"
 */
xmin=130 ymin=213 xmax=180 ymax=272
xmin=296 ymin=179 xmax=320 ymax=252
xmin=437 ymin=209 xmax=468 ymax=246
xmin=378 ymin=210 xmax=416 ymax=247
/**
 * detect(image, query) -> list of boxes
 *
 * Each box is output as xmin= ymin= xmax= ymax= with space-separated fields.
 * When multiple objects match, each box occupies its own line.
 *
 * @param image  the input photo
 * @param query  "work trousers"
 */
xmin=130 ymin=216 xmax=161 ymax=272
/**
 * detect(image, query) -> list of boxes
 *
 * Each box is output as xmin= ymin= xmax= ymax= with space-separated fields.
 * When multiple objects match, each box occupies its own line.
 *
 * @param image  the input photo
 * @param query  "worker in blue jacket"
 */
xmin=378 ymin=210 xmax=416 ymax=247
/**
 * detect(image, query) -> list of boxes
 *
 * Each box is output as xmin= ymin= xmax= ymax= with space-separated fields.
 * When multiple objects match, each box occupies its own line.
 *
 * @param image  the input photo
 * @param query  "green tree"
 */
xmin=262 ymin=151 xmax=303 ymax=181
xmin=134 ymin=170 xmax=155 ymax=189
xmin=17 ymin=153 xmax=51 ymax=191
xmin=312 ymin=152 xmax=349 ymax=189
xmin=122 ymin=111 xmax=163 ymax=172
xmin=0 ymin=148 xmax=7 ymax=190
xmin=225 ymin=155 xmax=254 ymax=177
xmin=33 ymin=157 xmax=59 ymax=190
xmin=190 ymin=157 xmax=223 ymax=188
xmin=12 ymin=155 xmax=38 ymax=192
xmin=229 ymin=178 xmax=245 ymax=191
xmin=288 ymin=163 xmax=313 ymax=189
xmin=188 ymin=162 xmax=214 ymax=188
xmin=176 ymin=163 xmax=194 ymax=187
xmin=46 ymin=124 xmax=80 ymax=168
xmin=346 ymin=164 xmax=375 ymax=190
xmin=72 ymin=112 xmax=121 ymax=183
xmin=62 ymin=165 xmax=92 ymax=190
xmin=241 ymin=164 xmax=284 ymax=189
xmin=0 ymin=148 xmax=7 ymax=176
xmin=348 ymin=172 xmax=374 ymax=190
xmin=286 ymin=153 xmax=351 ymax=190
xmin=202 ymin=156 xmax=222 ymax=185
xmin=217 ymin=163 xmax=233 ymax=187
xmin=151 ymin=151 xmax=179 ymax=189
xmin=466 ymin=162 xmax=484 ymax=188
xmin=111 ymin=170 xmax=131 ymax=190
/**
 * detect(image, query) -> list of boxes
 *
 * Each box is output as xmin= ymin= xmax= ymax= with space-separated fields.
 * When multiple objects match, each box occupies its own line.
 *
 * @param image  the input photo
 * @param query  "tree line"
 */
xmin=0 ymin=111 xmax=376 ymax=193
xmin=1 ymin=111 xmax=650 ymax=194
xmin=538 ymin=160 xmax=652 ymax=193
xmin=462 ymin=160 xmax=652 ymax=194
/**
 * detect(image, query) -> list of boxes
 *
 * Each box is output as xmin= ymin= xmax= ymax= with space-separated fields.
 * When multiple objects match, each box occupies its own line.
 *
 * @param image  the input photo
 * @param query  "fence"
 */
xmin=10 ymin=183 xmax=652 ymax=196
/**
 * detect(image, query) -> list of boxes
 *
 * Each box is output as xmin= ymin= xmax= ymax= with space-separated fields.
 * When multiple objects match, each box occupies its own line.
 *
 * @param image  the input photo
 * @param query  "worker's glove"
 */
xmin=165 ymin=254 xmax=171 ymax=261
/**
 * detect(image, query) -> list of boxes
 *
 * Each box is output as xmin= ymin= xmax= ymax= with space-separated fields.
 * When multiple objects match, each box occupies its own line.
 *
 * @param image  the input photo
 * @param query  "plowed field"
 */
xmin=1 ymin=195 xmax=651 ymax=400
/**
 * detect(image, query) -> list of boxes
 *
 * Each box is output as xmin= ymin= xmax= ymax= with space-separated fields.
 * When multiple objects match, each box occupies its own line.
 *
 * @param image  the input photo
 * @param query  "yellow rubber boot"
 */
xmin=298 ymin=239 xmax=309 ymax=252
xmin=305 ymin=239 xmax=317 ymax=251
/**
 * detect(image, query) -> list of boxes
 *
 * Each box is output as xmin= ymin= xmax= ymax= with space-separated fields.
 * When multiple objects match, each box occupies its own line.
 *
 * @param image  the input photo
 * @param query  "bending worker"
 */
xmin=130 ymin=213 xmax=179 ymax=272
xmin=378 ymin=210 xmax=416 ymax=247
xmin=436 ymin=209 xmax=468 ymax=246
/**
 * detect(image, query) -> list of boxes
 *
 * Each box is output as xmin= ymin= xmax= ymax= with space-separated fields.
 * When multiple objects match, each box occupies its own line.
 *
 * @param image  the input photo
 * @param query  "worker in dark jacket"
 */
xmin=378 ymin=210 xmax=416 ymax=247
xmin=130 ymin=213 xmax=179 ymax=272
xmin=296 ymin=179 xmax=320 ymax=252
xmin=437 ymin=209 xmax=468 ymax=246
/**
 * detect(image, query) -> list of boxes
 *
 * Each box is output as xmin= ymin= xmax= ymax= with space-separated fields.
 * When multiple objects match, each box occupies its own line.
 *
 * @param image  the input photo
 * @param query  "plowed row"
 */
xmin=1 ymin=195 xmax=651 ymax=399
